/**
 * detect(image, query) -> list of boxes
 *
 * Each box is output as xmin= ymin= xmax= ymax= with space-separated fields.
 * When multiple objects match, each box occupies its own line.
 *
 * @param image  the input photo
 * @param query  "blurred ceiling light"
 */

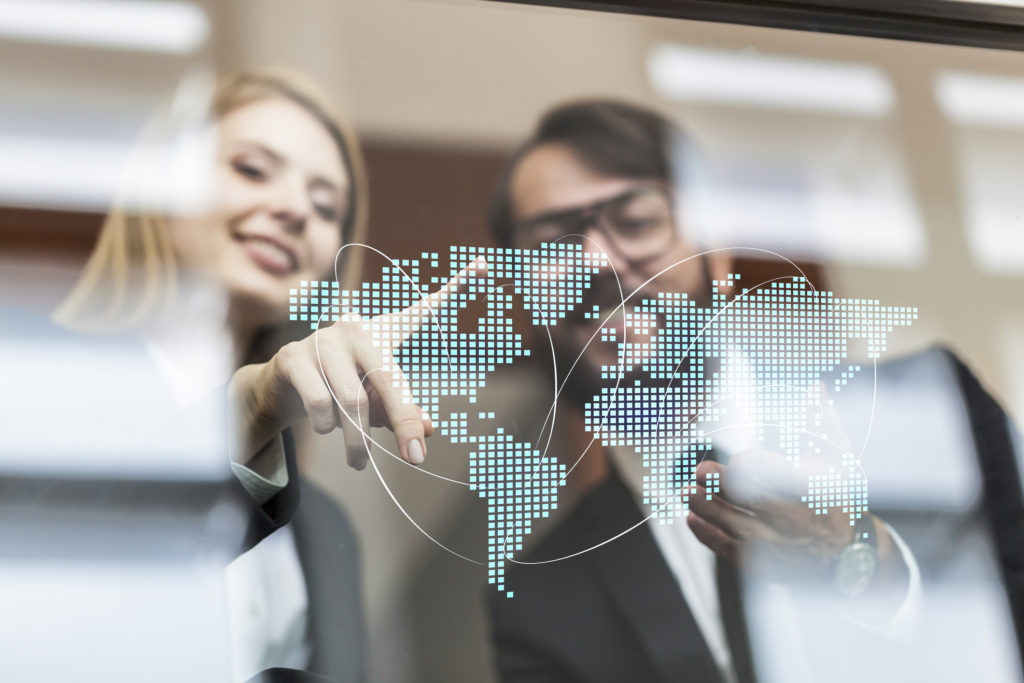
xmin=647 ymin=44 xmax=895 ymax=117
xmin=936 ymin=72 xmax=1024 ymax=274
xmin=0 ymin=0 xmax=208 ymax=54
xmin=934 ymin=71 xmax=1024 ymax=127
xmin=683 ymin=181 xmax=925 ymax=267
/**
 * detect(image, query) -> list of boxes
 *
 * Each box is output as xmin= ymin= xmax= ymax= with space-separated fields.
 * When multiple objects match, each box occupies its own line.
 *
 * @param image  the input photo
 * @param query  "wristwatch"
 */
xmin=831 ymin=515 xmax=879 ymax=598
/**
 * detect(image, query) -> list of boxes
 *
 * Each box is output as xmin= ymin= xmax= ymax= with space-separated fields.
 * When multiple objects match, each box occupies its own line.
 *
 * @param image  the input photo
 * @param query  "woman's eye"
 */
xmin=231 ymin=159 xmax=267 ymax=181
xmin=314 ymin=203 xmax=338 ymax=222
xmin=310 ymin=186 xmax=341 ymax=222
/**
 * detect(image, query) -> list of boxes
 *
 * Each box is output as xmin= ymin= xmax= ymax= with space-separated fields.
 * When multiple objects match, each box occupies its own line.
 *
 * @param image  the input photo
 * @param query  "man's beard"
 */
xmin=546 ymin=254 xmax=714 ymax=410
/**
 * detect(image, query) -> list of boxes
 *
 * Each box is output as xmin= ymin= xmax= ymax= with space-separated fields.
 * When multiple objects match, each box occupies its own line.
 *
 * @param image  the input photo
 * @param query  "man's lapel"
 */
xmin=584 ymin=468 xmax=724 ymax=683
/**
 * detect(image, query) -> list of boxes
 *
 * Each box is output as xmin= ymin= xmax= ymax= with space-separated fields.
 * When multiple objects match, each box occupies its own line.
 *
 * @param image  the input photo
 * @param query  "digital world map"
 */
xmin=290 ymin=243 xmax=918 ymax=597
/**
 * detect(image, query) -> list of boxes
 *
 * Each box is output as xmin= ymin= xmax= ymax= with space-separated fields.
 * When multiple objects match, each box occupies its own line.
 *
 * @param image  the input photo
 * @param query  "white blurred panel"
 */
xmin=0 ymin=315 xmax=232 ymax=481
xmin=935 ymin=71 xmax=1024 ymax=128
xmin=0 ymin=559 xmax=232 ymax=682
xmin=832 ymin=348 xmax=982 ymax=511
xmin=0 ymin=0 xmax=208 ymax=54
xmin=680 ymin=162 xmax=925 ymax=267
xmin=934 ymin=72 xmax=1024 ymax=274
xmin=949 ymin=132 xmax=1024 ymax=275
xmin=748 ymin=570 xmax=1021 ymax=683
xmin=0 ymin=0 xmax=213 ymax=212
xmin=648 ymin=44 xmax=894 ymax=117
xmin=655 ymin=46 xmax=926 ymax=268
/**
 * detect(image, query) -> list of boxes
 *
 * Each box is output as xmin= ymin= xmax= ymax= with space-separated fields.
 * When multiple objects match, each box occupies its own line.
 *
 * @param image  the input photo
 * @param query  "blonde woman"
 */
xmin=55 ymin=69 xmax=448 ymax=682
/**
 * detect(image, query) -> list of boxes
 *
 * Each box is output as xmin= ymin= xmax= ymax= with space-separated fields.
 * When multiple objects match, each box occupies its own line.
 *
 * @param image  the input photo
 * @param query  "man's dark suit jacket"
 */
xmin=489 ymin=463 xmax=728 ymax=683
xmin=239 ymin=431 xmax=366 ymax=683
xmin=488 ymin=349 xmax=1024 ymax=683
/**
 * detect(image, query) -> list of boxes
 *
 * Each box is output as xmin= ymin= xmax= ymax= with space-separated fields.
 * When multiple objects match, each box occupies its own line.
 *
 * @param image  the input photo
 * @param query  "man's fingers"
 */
xmin=687 ymin=511 xmax=740 ymax=564
xmin=701 ymin=451 xmax=798 ymax=515
xmin=694 ymin=460 xmax=728 ymax=494
xmin=689 ymin=483 xmax=762 ymax=541
xmin=694 ymin=459 xmax=759 ymax=510
xmin=695 ymin=453 xmax=824 ymax=541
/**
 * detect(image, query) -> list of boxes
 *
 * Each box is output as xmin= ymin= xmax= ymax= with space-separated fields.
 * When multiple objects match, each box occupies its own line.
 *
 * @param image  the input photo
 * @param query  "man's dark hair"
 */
xmin=488 ymin=99 xmax=690 ymax=248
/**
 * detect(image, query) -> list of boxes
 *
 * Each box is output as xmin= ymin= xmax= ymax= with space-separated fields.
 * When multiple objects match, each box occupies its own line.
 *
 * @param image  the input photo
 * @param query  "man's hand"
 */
xmin=687 ymin=449 xmax=858 ymax=576
xmin=686 ymin=448 xmax=910 ymax=620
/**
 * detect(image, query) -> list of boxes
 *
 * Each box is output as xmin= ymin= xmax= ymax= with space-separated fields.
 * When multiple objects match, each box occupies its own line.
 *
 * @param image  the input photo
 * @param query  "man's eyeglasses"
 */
xmin=513 ymin=186 xmax=677 ymax=262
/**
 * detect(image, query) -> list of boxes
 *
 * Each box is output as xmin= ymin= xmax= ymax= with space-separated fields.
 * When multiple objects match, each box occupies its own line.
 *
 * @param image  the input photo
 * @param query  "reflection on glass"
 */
xmin=2 ymin=1 xmax=1024 ymax=681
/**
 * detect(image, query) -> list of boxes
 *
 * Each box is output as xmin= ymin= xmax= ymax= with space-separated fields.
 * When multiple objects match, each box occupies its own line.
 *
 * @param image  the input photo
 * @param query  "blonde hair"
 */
xmin=54 ymin=67 xmax=368 ymax=335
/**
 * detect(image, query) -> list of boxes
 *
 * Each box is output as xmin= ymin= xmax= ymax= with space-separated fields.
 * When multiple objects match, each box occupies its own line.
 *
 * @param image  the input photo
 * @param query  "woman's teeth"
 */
xmin=243 ymin=237 xmax=294 ymax=272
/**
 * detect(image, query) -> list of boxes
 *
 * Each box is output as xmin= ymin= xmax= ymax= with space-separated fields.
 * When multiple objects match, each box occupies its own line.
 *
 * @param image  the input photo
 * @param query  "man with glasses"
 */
xmin=489 ymin=102 xmax=725 ymax=413
xmin=481 ymin=100 xmax=1010 ymax=683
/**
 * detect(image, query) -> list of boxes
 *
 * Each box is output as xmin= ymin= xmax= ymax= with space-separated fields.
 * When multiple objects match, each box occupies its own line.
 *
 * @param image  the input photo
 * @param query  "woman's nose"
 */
xmin=269 ymin=174 xmax=311 ymax=234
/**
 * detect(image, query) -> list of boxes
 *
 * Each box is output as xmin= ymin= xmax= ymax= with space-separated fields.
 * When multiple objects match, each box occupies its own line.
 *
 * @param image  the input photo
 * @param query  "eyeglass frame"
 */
xmin=510 ymin=183 xmax=680 ymax=262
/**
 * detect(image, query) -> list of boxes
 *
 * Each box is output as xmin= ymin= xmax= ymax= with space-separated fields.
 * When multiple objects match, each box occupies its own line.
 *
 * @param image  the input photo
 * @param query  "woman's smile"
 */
xmin=233 ymin=232 xmax=299 ymax=276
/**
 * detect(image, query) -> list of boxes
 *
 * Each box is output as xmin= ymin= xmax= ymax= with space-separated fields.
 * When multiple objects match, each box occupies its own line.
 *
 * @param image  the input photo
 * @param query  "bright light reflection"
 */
xmin=647 ymin=44 xmax=895 ymax=117
xmin=935 ymin=71 xmax=1024 ymax=128
xmin=0 ymin=0 xmax=208 ymax=54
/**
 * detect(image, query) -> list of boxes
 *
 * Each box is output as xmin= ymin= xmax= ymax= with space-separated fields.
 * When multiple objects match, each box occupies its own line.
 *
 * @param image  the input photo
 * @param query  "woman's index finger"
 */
xmin=398 ymin=256 xmax=488 ymax=330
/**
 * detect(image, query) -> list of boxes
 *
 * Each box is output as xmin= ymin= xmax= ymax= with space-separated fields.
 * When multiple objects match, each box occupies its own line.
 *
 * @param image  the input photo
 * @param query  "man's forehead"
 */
xmin=509 ymin=143 xmax=642 ymax=221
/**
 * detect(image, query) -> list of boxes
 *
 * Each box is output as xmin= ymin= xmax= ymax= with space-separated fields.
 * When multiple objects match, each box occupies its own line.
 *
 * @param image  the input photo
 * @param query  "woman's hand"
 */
xmin=229 ymin=258 xmax=485 ymax=471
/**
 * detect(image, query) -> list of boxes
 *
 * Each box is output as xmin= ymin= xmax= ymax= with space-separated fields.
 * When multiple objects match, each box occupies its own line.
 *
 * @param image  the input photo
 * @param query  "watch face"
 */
xmin=833 ymin=543 xmax=879 ymax=598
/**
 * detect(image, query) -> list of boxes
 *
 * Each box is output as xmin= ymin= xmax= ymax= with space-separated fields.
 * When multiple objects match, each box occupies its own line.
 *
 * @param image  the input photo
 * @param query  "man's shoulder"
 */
xmin=516 ymin=468 xmax=636 ymax=570
xmin=485 ymin=475 xmax=624 ymax=667
xmin=485 ymin=466 xmax=691 ymax=683
xmin=490 ymin=470 xmax=636 ymax=614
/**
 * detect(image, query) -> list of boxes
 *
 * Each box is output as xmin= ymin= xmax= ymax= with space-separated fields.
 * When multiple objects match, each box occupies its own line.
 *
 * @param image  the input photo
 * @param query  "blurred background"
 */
xmin=2 ymin=0 xmax=1023 ymax=680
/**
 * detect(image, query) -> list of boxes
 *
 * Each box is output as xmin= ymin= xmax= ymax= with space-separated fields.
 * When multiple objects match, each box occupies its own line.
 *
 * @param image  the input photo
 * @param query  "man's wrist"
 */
xmin=830 ymin=515 xmax=912 ymax=624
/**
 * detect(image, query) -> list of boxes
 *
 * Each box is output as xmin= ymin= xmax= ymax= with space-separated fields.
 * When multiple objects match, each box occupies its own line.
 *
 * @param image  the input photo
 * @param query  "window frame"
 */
xmin=486 ymin=0 xmax=1024 ymax=51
